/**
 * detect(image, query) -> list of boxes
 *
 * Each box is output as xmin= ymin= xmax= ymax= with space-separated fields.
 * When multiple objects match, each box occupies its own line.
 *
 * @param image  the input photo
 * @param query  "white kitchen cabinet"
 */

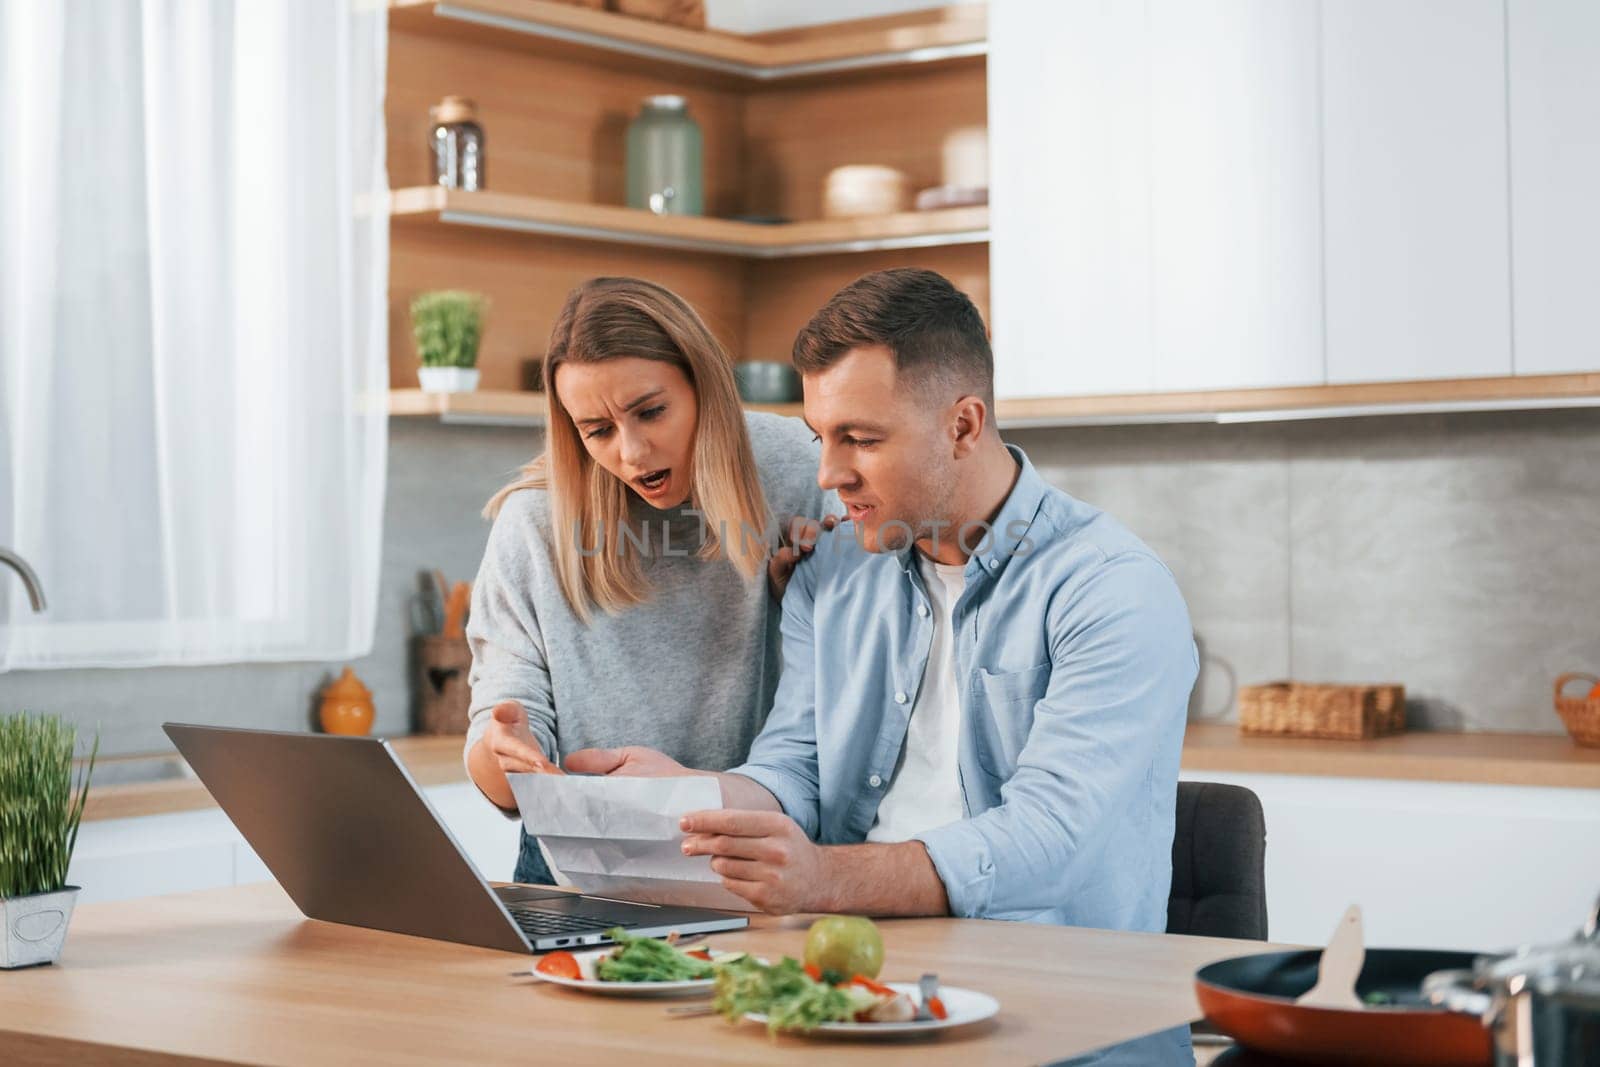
xmin=1507 ymin=0 xmax=1600 ymax=375
xmin=1183 ymin=771 xmax=1600 ymax=952
xmin=991 ymin=1 xmax=1324 ymax=399
xmin=69 ymin=782 xmax=521 ymax=905
xmin=1147 ymin=0 xmax=1324 ymax=392
xmin=1320 ymin=0 xmax=1513 ymax=384
xmin=989 ymin=1 xmax=1153 ymax=398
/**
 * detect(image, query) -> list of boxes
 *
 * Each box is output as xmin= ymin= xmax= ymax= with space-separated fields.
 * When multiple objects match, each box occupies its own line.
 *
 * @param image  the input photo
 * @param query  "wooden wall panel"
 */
xmin=388 ymin=29 xmax=748 ymax=217
xmin=741 ymin=59 xmax=987 ymax=221
xmin=390 ymin=224 xmax=748 ymax=390
xmin=742 ymin=243 xmax=988 ymax=364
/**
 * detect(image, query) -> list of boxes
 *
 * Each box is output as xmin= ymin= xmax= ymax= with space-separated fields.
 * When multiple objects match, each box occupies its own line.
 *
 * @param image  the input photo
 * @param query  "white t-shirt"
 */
xmin=866 ymin=554 xmax=967 ymax=843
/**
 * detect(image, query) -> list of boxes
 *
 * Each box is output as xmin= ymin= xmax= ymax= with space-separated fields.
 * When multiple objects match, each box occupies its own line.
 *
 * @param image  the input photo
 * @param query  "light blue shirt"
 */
xmin=731 ymin=447 xmax=1197 ymax=931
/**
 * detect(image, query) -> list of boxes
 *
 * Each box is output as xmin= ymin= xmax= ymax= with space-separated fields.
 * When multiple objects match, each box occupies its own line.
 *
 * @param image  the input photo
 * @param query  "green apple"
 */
xmin=803 ymin=915 xmax=884 ymax=981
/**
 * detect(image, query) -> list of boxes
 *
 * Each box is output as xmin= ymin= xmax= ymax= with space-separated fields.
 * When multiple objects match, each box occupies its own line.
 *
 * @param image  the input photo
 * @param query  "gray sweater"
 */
xmin=464 ymin=412 xmax=832 ymax=778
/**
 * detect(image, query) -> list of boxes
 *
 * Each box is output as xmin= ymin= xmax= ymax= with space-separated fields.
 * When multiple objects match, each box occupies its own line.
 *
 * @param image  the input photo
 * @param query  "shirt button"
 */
xmin=917 ymin=604 xmax=929 ymax=618
xmin=988 ymin=558 xmax=1000 ymax=570
xmin=868 ymin=775 xmax=883 ymax=788
xmin=894 ymin=691 xmax=908 ymax=704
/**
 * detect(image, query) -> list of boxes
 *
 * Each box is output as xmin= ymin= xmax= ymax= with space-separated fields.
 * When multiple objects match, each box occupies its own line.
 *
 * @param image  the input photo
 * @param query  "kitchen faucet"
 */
xmin=0 ymin=547 xmax=46 ymax=611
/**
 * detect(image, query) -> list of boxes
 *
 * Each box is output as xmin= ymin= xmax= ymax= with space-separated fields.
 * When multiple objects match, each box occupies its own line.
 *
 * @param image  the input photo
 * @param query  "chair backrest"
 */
xmin=1167 ymin=781 xmax=1268 ymax=941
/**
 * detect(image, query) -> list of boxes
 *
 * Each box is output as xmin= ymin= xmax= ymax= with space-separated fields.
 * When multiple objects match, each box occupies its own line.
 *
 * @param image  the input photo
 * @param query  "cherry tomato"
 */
xmin=535 ymin=951 xmax=582 ymax=980
xmin=927 ymin=996 xmax=948 ymax=1021
xmin=851 ymin=975 xmax=896 ymax=998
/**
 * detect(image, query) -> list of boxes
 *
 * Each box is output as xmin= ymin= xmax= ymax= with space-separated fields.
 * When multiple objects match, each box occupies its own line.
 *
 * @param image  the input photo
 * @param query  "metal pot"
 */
xmin=1424 ymin=894 xmax=1600 ymax=1067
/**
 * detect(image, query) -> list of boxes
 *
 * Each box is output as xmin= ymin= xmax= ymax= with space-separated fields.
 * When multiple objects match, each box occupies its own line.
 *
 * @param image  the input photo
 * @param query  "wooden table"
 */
xmin=0 ymin=882 xmax=1281 ymax=1065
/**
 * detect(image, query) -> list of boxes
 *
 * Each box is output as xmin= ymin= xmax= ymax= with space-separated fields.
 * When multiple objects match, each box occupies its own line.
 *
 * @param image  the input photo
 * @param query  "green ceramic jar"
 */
xmin=625 ymin=95 xmax=703 ymax=216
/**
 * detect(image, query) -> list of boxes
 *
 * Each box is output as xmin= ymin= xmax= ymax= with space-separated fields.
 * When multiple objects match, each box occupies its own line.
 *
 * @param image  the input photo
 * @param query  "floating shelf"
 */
xmin=388 ymin=0 xmax=987 ymax=82
xmin=390 ymin=187 xmax=989 ymax=259
xmin=391 ymin=374 xmax=1600 ymax=429
xmin=390 ymin=388 xmax=800 ymax=426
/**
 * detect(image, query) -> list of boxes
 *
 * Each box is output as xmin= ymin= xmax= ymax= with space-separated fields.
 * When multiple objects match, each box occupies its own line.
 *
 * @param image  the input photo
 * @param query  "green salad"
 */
xmin=596 ymin=927 xmax=718 ymax=983
xmin=713 ymin=956 xmax=882 ymax=1034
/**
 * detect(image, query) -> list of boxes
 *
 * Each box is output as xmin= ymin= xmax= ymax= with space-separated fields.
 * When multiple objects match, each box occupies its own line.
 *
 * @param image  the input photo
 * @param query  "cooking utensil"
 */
xmin=441 ymin=581 xmax=470 ymax=639
xmin=1297 ymin=904 xmax=1365 ymax=1009
xmin=1424 ymin=892 xmax=1600 ymax=1066
xmin=1195 ymin=948 xmax=1492 ymax=1065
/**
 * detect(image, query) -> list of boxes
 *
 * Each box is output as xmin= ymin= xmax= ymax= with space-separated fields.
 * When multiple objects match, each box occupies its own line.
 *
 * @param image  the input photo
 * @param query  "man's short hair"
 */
xmin=791 ymin=268 xmax=993 ymax=405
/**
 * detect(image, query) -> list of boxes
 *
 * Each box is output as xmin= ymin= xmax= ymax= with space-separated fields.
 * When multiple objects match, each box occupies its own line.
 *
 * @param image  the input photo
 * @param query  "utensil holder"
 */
xmin=418 ymin=635 xmax=472 ymax=735
xmin=1238 ymin=682 xmax=1406 ymax=740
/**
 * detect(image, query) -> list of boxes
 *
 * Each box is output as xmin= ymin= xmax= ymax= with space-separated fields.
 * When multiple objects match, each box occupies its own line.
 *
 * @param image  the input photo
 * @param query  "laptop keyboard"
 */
xmin=505 ymin=904 xmax=637 ymax=938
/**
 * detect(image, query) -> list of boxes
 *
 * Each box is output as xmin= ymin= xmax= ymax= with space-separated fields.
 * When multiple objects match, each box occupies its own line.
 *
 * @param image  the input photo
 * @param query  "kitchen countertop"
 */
xmin=81 ymin=724 xmax=1600 ymax=824
xmin=0 ymin=880 xmax=1279 ymax=1065
xmin=1180 ymin=722 xmax=1600 ymax=790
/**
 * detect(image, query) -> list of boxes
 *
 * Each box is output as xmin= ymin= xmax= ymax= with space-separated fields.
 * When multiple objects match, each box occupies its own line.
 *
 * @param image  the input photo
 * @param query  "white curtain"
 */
xmin=0 ymin=1 xmax=389 ymax=669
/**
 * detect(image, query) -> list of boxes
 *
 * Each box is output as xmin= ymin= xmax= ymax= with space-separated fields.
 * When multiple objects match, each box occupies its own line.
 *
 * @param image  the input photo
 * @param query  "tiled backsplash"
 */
xmin=10 ymin=410 xmax=1596 ymax=756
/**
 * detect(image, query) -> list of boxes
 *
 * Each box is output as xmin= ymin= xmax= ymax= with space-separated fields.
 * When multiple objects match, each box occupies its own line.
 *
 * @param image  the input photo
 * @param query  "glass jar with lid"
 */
xmin=625 ymin=95 xmax=703 ymax=216
xmin=429 ymin=96 xmax=485 ymax=192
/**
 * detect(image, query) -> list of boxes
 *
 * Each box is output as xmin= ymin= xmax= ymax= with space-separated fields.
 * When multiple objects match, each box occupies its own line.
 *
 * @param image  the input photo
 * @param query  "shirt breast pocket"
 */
xmin=972 ymin=662 xmax=1052 ymax=777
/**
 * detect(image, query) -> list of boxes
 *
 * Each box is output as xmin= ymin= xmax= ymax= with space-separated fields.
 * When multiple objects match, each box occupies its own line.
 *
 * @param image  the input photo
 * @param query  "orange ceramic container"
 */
xmin=319 ymin=667 xmax=375 ymax=735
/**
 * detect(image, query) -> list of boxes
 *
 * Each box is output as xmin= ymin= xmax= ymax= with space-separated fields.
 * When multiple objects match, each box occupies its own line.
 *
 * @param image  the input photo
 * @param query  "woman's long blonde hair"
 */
xmin=486 ymin=277 xmax=771 ymax=620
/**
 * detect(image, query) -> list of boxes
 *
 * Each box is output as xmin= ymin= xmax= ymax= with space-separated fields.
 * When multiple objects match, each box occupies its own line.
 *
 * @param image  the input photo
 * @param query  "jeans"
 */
xmin=512 ymin=828 xmax=555 ymax=885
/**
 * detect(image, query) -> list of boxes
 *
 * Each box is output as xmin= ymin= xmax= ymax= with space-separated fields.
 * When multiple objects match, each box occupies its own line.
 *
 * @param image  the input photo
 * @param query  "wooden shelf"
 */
xmin=391 ymin=186 xmax=989 ymax=259
xmin=390 ymin=388 xmax=799 ymax=426
xmin=1181 ymin=723 xmax=1600 ymax=791
xmin=388 ymin=0 xmax=986 ymax=82
xmin=390 ymin=374 xmax=1600 ymax=429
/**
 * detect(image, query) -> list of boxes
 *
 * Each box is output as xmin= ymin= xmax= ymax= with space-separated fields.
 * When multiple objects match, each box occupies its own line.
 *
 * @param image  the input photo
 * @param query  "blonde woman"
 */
xmin=463 ymin=276 xmax=832 ymax=885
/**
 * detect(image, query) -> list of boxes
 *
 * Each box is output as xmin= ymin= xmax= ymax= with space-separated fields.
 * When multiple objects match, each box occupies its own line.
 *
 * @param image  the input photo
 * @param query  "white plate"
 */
xmin=528 ymin=946 xmax=740 ymax=998
xmin=746 ymin=982 xmax=999 ymax=1037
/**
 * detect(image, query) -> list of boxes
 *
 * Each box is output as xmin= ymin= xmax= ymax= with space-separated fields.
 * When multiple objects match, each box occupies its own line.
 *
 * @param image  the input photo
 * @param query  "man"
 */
xmin=567 ymin=268 xmax=1197 ymax=931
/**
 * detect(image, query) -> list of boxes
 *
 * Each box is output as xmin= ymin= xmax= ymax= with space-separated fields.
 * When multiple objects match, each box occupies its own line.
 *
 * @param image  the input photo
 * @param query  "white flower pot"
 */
xmin=1 ymin=885 xmax=79 ymax=968
xmin=418 ymin=367 xmax=480 ymax=394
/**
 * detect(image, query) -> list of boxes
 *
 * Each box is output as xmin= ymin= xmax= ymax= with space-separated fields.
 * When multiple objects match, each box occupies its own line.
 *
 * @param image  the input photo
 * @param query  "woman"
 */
xmin=463 ymin=276 xmax=831 ymax=885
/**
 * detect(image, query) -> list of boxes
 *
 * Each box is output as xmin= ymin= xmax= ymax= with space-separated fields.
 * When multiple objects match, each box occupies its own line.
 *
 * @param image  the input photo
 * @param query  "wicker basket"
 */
xmin=417 ymin=635 xmax=472 ymax=735
xmin=1554 ymin=672 xmax=1600 ymax=749
xmin=1238 ymin=681 xmax=1406 ymax=740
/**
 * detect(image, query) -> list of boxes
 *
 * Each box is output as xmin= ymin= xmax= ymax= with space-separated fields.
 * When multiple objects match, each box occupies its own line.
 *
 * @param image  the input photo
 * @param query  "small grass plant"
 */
xmin=411 ymin=290 xmax=487 ymax=369
xmin=0 ymin=714 xmax=97 ymax=899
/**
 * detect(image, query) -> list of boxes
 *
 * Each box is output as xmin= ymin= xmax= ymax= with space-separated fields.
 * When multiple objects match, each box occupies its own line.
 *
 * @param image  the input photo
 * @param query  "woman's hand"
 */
xmin=564 ymin=745 xmax=688 ymax=777
xmin=468 ymin=701 xmax=562 ymax=810
xmin=767 ymin=514 xmax=840 ymax=599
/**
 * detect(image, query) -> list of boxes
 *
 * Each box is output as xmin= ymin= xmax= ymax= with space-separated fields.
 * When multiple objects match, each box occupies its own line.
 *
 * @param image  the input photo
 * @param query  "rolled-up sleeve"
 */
xmin=915 ymin=551 xmax=1196 ymax=918
xmin=463 ymin=498 xmax=559 ymax=810
xmin=727 ymin=553 xmax=822 ymax=838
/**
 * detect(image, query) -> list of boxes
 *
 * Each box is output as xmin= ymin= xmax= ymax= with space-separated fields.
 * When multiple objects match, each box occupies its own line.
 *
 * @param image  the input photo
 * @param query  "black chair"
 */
xmin=1166 ymin=781 xmax=1268 ymax=941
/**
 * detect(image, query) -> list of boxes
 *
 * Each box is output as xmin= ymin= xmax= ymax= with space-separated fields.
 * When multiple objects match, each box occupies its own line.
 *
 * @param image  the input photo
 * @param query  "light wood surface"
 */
xmin=389 ymin=0 xmax=987 ymax=80
xmin=1181 ymin=722 xmax=1600 ymax=790
xmin=391 ymin=186 xmax=991 ymax=255
xmin=742 ymin=60 xmax=987 ymax=220
xmin=386 ymin=369 xmax=1600 ymax=426
xmin=81 ymin=737 xmax=469 ymax=823
xmin=83 ymin=724 xmax=1600 ymax=825
xmin=0 ymin=880 xmax=1271 ymax=1065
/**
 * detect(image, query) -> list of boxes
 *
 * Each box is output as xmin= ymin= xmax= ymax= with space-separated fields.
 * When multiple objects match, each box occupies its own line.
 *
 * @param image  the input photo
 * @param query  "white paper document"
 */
xmin=506 ymin=774 xmax=754 ymax=912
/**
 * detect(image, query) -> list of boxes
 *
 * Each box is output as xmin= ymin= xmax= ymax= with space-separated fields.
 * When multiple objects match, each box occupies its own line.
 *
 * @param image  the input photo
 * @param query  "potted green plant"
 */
xmin=1 ymin=713 xmax=96 ymax=969
xmin=411 ymin=290 xmax=488 ymax=393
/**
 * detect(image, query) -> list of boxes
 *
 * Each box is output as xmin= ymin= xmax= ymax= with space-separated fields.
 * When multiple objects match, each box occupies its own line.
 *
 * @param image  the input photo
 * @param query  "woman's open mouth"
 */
xmin=635 ymin=468 xmax=672 ymax=497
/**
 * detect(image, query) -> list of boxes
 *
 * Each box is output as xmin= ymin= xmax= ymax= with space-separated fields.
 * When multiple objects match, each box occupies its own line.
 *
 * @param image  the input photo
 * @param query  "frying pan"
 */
xmin=1194 ymin=948 xmax=1493 ymax=1066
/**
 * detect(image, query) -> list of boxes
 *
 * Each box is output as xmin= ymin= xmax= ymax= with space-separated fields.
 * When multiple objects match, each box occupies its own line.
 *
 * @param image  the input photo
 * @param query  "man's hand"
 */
xmin=767 ymin=514 xmax=839 ymax=600
xmin=564 ymin=745 xmax=689 ymax=777
xmin=680 ymin=809 xmax=827 ymax=915
xmin=467 ymin=701 xmax=561 ymax=810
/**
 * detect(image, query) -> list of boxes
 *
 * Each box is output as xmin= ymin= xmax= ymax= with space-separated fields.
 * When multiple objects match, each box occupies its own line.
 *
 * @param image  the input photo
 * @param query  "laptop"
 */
xmin=163 ymin=723 xmax=748 ymax=953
